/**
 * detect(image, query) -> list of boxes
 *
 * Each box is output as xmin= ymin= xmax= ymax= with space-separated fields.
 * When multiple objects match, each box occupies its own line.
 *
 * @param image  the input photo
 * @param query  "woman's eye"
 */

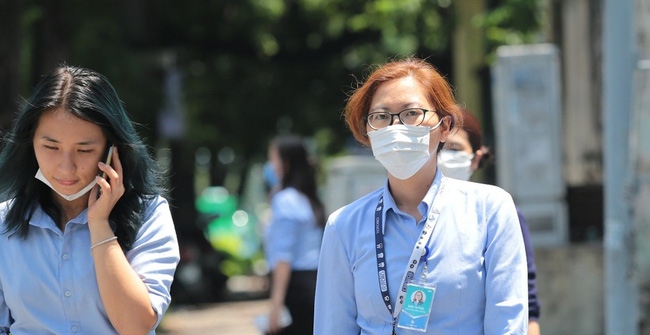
xmin=44 ymin=145 xmax=58 ymax=150
xmin=78 ymin=149 xmax=93 ymax=153
xmin=375 ymin=114 xmax=389 ymax=120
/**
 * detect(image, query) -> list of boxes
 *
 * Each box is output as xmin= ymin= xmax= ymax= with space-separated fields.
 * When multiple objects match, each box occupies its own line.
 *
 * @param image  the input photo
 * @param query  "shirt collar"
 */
xmin=10 ymin=206 xmax=90 ymax=237
xmin=379 ymin=168 xmax=445 ymax=234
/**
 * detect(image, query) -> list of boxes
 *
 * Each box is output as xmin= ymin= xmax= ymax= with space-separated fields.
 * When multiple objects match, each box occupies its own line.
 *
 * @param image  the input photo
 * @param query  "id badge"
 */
xmin=396 ymin=283 xmax=436 ymax=332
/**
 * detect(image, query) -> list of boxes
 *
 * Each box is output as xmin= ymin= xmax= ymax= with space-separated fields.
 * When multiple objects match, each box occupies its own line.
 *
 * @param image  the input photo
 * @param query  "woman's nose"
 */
xmin=58 ymin=152 xmax=76 ymax=171
xmin=390 ymin=114 xmax=401 ymax=125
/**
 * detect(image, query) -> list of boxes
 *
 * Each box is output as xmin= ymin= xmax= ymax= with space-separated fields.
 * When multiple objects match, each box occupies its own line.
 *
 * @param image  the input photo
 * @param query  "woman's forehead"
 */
xmin=34 ymin=109 xmax=105 ymax=144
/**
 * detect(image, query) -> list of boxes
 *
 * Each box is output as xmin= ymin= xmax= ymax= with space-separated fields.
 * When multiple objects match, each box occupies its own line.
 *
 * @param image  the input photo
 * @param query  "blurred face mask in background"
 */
xmin=437 ymin=149 xmax=474 ymax=181
xmin=263 ymin=161 xmax=280 ymax=189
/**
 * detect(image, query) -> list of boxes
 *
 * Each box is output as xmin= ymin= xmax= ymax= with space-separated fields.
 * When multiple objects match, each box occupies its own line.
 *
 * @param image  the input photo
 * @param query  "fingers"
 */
xmin=96 ymin=146 xmax=125 ymax=199
xmin=98 ymin=147 xmax=121 ymax=181
xmin=112 ymin=146 xmax=124 ymax=176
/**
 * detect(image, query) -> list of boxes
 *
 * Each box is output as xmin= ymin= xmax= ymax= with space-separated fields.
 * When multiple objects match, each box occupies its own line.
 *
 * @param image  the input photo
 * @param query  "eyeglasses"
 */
xmin=365 ymin=108 xmax=433 ymax=130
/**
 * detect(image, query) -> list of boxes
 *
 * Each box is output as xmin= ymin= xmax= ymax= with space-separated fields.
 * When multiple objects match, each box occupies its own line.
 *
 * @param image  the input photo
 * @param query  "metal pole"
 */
xmin=603 ymin=0 xmax=638 ymax=333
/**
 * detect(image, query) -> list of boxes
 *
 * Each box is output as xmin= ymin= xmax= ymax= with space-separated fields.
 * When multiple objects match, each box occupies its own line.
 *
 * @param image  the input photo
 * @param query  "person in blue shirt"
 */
xmin=438 ymin=107 xmax=541 ymax=335
xmin=314 ymin=57 xmax=528 ymax=334
xmin=263 ymin=135 xmax=325 ymax=334
xmin=0 ymin=65 xmax=180 ymax=334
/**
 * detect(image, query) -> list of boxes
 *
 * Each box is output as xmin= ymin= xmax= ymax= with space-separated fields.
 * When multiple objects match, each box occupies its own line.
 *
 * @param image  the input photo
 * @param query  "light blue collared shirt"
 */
xmin=314 ymin=171 xmax=528 ymax=335
xmin=0 ymin=195 xmax=180 ymax=335
xmin=264 ymin=187 xmax=323 ymax=271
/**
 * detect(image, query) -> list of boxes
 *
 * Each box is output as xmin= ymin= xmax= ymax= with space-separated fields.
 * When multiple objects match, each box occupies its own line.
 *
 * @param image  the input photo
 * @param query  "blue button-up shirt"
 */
xmin=264 ymin=187 xmax=323 ymax=271
xmin=0 ymin=195 xmax=179 ymax=334
xmin=314 ymin=171 xmax=527 ymax=334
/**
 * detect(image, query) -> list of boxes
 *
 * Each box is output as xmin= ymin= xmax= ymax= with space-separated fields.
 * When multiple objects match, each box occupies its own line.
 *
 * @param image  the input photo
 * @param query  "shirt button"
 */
xmin=62 ymin=254 xmax=70 ymax=260
xmin=64 ymin=290 xmax=72 ymax=297
xmin=71 ymin=326 xmax=78 ymax=333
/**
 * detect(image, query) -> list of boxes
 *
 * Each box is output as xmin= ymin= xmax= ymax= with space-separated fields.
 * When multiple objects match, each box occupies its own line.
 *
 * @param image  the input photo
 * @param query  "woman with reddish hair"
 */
xmin=314 ymin=57 xmax=527 ymax=334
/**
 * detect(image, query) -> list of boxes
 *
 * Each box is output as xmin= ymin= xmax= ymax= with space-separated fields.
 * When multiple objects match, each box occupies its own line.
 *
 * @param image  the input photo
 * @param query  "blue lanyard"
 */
xmin=374 ymin=184 xmax=444 ymax=333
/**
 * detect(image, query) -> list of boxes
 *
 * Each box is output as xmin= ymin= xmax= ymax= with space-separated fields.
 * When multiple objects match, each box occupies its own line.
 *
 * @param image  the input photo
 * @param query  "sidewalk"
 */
xmin=159 ymin=299 xmax=269 ymax=335
xmin=160 ymin=275 xmax=271 ymax=334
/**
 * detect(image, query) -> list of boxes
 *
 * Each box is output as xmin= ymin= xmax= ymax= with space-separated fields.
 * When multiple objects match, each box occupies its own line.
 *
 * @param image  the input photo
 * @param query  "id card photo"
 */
xmin=397 ymin=283 xmax=436 ymax=332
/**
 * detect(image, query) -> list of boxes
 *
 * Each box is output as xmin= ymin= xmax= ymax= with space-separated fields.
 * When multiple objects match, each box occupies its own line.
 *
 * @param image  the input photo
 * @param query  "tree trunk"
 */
xmin=0 ymin=0 xmax=23 ymax=128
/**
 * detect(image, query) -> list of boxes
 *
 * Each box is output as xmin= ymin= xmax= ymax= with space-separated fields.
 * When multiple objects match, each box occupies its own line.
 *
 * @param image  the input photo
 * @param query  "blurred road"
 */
xmin=160 ymin=275 xmax=271 ymax=334
xmin=159 ymin=299 xmax=269 ymax=335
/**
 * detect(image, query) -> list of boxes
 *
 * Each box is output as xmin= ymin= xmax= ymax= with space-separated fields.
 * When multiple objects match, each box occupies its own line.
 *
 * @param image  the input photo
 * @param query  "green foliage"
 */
xmin=10 ymin=0 xmax=542 ymax=193
xmin=2 ymin=0 xmax=544 ymax=284
xmin=173 ymin=0 xmax=455 ymax=158
xmin=475 ymin=0 xmax=544 ymax=62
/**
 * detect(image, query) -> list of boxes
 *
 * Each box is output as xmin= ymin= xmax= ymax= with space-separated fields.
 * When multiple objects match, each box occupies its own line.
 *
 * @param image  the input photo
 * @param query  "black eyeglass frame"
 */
xmin=364 ymin=108 xmax=435 ymax=130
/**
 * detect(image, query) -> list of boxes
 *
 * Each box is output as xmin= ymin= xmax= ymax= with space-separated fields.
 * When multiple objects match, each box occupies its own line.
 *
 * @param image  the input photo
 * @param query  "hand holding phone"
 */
xmin=100 ymin=145 xmax=115 ymax=180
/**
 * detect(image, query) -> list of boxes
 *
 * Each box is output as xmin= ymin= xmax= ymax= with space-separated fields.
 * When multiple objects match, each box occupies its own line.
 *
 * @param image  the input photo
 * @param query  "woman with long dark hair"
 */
xmin=0 ymin=65 xmax=179 ymax=334
xmin=263 ymin=135 xmax=325 ymax=334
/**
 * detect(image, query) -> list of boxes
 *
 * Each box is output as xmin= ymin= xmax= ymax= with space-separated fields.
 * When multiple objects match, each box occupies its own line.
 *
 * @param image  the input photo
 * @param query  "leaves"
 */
xmin=4 ymin=0 xmax=542 ymax=192
xmin=476 ymin=0 xmax=543 ymax=62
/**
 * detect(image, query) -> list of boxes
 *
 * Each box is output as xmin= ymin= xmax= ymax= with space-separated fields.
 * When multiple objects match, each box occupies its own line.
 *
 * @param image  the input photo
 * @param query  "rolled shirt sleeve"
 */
xmin=265 ymin=191 xmax=301 ymax=266
xmin=264 ymin=188 xmax=322 ymax=271
xmin=125 ymin=195 xmax=180 ymax=329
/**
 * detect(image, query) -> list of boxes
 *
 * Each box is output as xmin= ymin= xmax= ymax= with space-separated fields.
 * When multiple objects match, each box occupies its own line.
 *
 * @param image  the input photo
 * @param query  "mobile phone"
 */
xmin=97 ymin=145 xmax=114 ymax=199
xmin=100 ymin=145 xmax=114 ymax=180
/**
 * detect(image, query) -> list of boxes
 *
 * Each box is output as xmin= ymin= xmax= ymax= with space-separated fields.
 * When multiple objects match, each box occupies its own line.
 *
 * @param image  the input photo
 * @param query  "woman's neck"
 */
xmin=387 ymin=160 xmax=438 ymax=220
xmin=55 ymin=194 xmax=89 ymax=228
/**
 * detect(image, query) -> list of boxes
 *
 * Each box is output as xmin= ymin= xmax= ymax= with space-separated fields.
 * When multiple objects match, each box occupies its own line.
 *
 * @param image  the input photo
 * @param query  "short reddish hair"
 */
xmin=344 ymin=57 xmax=461 ymax=146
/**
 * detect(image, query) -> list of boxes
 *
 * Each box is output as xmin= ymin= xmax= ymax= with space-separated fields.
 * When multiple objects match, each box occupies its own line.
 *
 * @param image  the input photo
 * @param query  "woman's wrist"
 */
xmin=90 ymin=236 xmax=118 ymax=253
xmin=88 ymin=219 xmax=116 ymax=250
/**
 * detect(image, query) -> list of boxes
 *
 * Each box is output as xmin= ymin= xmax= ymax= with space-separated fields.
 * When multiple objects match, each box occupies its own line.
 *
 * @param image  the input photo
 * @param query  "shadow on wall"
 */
xmin=567 ymin=185 xmax=604 ymax=242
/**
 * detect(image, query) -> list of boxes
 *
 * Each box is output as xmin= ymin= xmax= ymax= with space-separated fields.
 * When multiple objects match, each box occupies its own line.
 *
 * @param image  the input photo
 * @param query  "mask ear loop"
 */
xmin=434 ymin=115 xmax=451 ymax=151
xmin=429 ymin=117 xmax=444 ymax=131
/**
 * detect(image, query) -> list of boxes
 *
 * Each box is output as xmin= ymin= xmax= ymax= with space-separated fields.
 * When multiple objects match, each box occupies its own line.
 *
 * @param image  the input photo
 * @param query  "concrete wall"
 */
xmin=535 ymin=243 xmax=604 ymax=335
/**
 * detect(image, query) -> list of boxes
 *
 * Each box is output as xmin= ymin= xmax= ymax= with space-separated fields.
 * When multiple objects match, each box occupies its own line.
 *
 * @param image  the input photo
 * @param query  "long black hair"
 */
xmin=0 ymin=65 xmax=166 ymax=251
xmin=272 ymin=135 xmax=326 ymax=228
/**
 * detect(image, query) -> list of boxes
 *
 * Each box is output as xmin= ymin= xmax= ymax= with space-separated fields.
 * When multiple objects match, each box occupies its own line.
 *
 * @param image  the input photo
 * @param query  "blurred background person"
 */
xmin=263 ymin=135 xmax=325 ymax=334
xmin=438 ymin=107 xmax=541 ymax=335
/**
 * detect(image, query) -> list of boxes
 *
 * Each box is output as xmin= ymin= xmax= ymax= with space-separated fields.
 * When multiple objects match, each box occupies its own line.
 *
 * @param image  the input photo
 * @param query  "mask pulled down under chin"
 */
xmin=368 ymin=124 xmax=437 ymax=180
xmin=437 ymin=149 xmax=474 ymax=181
xmin=35 ymin=169 xmax=97 ymax=201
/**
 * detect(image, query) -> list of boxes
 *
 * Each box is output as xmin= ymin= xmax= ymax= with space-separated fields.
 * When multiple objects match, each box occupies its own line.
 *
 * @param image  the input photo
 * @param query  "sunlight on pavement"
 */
xmin=160 ymin=299 xmax=269 ymax=335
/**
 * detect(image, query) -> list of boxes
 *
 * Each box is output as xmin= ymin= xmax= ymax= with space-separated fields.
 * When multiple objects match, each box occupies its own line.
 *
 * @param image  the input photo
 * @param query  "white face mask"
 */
xmin=35 ymin=169 xmax=97 ymax=201
xmin=437 ymin=149 xmax=474 ymax=181
xmin=368 ymin=119 xmax=443 ymax=180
